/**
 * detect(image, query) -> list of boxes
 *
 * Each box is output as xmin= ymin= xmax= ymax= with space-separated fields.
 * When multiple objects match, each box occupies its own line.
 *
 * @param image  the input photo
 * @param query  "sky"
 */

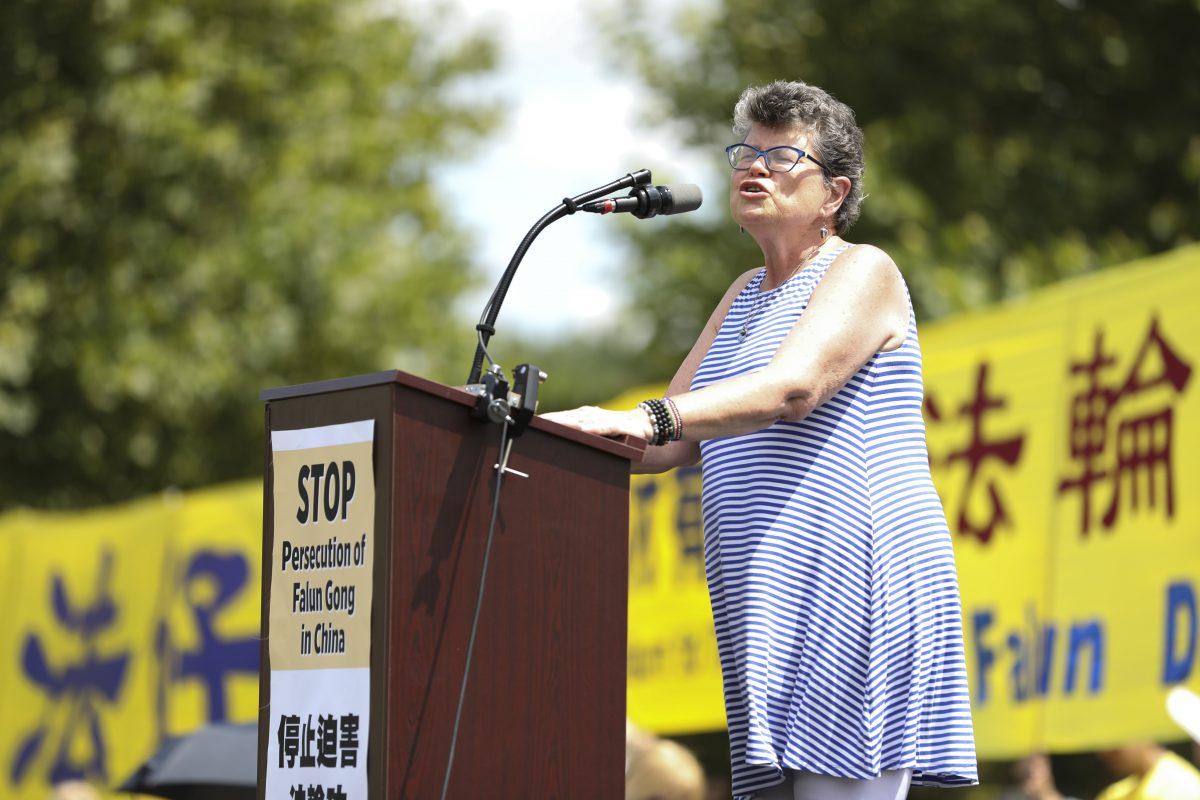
xmin=437 ymin=0 xmax=722 ymax=337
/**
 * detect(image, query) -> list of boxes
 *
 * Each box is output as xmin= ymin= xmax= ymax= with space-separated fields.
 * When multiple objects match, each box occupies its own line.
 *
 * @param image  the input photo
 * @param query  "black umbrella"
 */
xmin=117 ymin=722 xmax=257 ymax=800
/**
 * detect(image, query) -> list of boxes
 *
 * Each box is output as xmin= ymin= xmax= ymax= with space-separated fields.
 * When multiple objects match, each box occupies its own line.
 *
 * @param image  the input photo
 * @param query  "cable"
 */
xmin=439 ymin=417 xmax=512 ymax=800
xmin=476 ymin=326 xmax=498 ymax=375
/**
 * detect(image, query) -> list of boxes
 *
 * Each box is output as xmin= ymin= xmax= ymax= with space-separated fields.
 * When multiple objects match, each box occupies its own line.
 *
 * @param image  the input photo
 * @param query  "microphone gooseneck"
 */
xmin=465 ymin=173 xmax=702 ymax=385
xmin=467 ymin=170 xmax=655 ymax=384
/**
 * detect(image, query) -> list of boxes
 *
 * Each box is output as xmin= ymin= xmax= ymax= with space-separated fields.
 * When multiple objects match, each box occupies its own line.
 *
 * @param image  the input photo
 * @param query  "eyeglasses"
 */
xmin=725 ymin=143 xmax=829 ymax=174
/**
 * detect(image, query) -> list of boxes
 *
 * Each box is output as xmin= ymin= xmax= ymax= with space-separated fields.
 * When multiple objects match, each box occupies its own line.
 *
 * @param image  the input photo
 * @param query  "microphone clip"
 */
xmin=629 ymin=184 xmax=669 ymax=219
xmin=465 ymin=363 xmax=547 ymax=439
xmin=466 ymin=366 xmax=510 ymax=425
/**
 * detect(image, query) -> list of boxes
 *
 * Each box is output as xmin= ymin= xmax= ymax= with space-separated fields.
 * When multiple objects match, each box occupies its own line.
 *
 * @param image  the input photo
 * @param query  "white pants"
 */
xmin=754 ymin=768 xmax=911 ymax=800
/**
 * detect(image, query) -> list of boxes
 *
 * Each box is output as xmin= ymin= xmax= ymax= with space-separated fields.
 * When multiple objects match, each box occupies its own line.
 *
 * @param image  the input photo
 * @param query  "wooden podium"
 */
xmin=258 ymin=370 xmax=645 ymax=799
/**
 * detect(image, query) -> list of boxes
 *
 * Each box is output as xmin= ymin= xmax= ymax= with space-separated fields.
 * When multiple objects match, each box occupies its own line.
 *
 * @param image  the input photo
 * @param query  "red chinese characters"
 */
xmin=1057 ymin=315 xmax=1193 ymax=535
xmin=926 ymin=362 xmax=1027 ymax=544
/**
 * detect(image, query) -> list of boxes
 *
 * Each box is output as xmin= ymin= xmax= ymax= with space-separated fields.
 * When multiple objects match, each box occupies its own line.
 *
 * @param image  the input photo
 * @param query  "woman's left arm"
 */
xmin=544 ymin=246 xmax=910 ymax=442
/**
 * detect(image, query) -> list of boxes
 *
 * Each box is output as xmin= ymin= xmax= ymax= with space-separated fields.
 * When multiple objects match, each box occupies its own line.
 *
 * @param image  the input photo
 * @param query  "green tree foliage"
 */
xmin=603 ymin=0 xmax=1200 ymax=381
xmin=0 ymin=0 xmax=498 ymax=508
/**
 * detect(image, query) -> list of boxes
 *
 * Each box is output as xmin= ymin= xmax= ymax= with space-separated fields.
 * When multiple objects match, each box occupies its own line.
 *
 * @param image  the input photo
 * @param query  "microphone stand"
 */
xmin=465 ymin=169 xmax=652 ymax=385
xmin=440 ymin=170 xmax=653 ymax=800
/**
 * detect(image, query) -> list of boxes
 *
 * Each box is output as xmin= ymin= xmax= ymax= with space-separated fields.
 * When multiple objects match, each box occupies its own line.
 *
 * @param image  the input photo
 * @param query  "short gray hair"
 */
xmin=732 ymin=80 xmax=866 ymax=233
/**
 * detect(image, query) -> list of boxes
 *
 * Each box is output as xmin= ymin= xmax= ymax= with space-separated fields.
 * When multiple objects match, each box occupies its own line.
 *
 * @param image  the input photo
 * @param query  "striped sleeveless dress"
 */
xmin=691 ymin=244 xmax=977 ymax=798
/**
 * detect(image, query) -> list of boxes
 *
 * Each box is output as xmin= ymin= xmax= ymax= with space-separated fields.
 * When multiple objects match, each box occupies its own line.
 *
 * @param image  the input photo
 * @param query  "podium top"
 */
xmin=261 ymin=369 xmax=646 ymax=462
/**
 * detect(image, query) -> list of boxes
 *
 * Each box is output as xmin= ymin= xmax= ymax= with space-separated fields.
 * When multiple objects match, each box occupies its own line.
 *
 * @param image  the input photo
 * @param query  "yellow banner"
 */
xmin=926 ymin=246 xmax=1200 ymax=755
xmin=621 ymin=244 xmax=1200 ymax=756
xmin=0 ymin=485 xmax=264 ymax=800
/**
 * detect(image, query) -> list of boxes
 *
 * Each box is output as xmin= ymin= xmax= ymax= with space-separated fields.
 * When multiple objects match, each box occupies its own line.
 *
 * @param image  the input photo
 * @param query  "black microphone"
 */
xmin=581 ymin=183 xmax=703 ymax=219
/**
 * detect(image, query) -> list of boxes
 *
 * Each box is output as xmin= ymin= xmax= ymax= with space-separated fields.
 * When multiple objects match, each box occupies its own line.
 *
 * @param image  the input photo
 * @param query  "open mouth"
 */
xmin=739 ymin=181 xmax=768 ymax=197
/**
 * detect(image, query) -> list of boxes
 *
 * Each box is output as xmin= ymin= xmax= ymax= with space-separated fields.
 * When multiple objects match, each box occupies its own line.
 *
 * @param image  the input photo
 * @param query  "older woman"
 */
xmin=543 ymin=80 xmax=977 ymax=800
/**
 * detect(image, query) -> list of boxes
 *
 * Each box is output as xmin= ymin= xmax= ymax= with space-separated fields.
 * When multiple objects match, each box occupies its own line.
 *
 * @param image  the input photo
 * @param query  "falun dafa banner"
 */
xmin=0 ymin=484 xmax=265 ymax=800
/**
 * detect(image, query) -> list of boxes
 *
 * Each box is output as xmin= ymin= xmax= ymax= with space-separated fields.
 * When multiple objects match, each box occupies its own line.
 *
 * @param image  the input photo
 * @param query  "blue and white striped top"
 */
xmin=691 ymin=244 xmax=978 ymax=798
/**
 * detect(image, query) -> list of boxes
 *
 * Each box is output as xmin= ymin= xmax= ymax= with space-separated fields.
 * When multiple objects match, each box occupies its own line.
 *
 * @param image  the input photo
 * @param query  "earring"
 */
xmin=819 ymin=226 xmax=829 ymax=241
xmin=739 ymin=226 xmax=745 ymax=235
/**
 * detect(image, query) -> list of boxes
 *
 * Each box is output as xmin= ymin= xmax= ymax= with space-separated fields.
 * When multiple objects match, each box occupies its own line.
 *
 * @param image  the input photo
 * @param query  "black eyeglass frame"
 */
xmin=725 ymin=143 xmax=830 ymax=175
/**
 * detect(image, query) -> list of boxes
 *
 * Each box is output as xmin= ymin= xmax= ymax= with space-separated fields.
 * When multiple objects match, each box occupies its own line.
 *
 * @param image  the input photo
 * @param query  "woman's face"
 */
xmin=729 ymin=123 xmax=830 ymax=233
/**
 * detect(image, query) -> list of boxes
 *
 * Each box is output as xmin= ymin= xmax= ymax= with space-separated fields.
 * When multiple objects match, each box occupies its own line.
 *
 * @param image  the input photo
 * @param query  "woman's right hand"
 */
xmin=540 ymin=405 xmax=654 ymax=441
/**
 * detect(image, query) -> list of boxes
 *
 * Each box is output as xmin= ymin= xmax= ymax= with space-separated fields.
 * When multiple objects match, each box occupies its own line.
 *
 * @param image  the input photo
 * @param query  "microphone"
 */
xmin=582 ymin=183 xmax=703 ymax=219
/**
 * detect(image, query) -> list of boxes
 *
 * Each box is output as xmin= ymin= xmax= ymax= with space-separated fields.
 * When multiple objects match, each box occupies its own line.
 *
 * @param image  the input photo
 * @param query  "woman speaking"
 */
xmin=543 ymin=80 xmax=977 ymax=799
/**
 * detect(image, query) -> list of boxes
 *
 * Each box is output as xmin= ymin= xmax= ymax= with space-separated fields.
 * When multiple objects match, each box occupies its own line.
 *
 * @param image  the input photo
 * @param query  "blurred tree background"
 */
xmin=0 ymin=0 xmax=497 ymax=509
xmin=591 ymin=0 xmax=1200 ymax=384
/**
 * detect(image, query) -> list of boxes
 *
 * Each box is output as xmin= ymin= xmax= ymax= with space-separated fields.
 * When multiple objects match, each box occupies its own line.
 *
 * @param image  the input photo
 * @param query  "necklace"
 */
xmin=738 ymin=243 xmax=826 ymax=342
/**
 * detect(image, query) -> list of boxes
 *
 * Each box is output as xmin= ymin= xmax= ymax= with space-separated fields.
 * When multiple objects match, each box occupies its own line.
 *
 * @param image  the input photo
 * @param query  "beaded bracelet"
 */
xmin=638 ymin=399 xmax=668 ymax=446
xmin=644 ymin=399 xmax=670 ymax=446
xmin=638 ymin=398 xmax=683 ymax=446
xmin=664 ymin=397 xmax=684 ymax=441
xmin=638 ymin=400 xmax=662 ymax=445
